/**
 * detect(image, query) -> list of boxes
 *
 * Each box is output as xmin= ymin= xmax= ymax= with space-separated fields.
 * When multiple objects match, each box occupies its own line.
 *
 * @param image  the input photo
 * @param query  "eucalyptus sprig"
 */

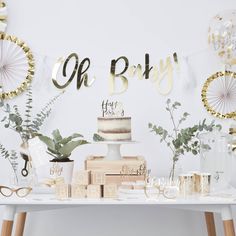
xmin=93 ymin=133 xmax=105 ymax=142
xmin=0 ymin=87 xmax=64 ymax=143
xmin=148 ymin=99 xmax=221 ymax=180
xmin=0 ymin=143 xmax=18 ymax=183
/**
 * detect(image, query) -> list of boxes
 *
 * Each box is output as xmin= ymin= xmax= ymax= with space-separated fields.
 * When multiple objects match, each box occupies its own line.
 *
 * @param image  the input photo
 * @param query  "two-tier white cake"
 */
xmin=97 ymin=117 xmax=131 ymax=141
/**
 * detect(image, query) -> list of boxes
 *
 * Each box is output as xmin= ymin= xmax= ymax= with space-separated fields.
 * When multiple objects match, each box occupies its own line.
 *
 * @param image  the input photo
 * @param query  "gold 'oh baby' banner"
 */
xmin=52 ymin=53 xmax=179 ymax=95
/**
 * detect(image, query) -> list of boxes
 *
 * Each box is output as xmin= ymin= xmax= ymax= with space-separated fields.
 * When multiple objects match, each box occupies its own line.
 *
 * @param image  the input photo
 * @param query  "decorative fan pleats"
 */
xmin=0 ymin=33 xmax=34 ymax=99
xmin=201 ymin=71 xmax=236 ymax=119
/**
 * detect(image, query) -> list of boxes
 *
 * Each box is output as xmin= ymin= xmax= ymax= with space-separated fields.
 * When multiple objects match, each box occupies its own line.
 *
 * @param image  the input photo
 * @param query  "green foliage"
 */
xmin=149 ymin=99 xmax=221 ymax=163
xmin=39 ymin=129 xmax=89 ymax=161
xmin=93 ymin=133 xmax=105 ymax=142
xmin=0 ymin=86 xmax=64 ymax=142
xmin=0 ymin=143 xmax=18 ymax=183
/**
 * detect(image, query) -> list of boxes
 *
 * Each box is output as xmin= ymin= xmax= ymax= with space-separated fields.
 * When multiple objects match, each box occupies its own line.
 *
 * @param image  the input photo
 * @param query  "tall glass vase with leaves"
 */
xmin=0 ymin=86 xmax=64 ymax=185
xmin=148 ymin=99 xmax=221 ymax=182
xmin=0 ymin=144 xmax=19 ymax=184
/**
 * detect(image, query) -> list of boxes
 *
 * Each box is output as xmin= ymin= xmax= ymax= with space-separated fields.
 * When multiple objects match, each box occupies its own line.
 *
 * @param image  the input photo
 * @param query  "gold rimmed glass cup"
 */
xmin=194 ymin=173 xmax=211 ymax=196
xmin=144 ymin=177 xmax=178 ymax=199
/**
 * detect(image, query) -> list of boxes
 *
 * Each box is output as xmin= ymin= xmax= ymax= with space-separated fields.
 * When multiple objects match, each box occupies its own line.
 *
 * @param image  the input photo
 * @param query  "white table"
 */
xmin=0 ymin=194 xmax=235 ymax=236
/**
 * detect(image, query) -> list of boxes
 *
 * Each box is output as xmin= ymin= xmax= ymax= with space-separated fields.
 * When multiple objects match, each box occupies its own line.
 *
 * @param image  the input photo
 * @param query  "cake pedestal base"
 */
xmin=93 ymin=141 xmax=137 ymax=160
xmin=106 ymin=144 xmax=121 ymax=160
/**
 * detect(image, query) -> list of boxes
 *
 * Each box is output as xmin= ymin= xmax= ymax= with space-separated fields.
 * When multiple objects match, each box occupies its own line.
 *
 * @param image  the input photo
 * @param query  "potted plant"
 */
xmin=39 ymin=129 xmax=89 ymax=183
xmin=148 ymin=99 xmax=221 ymax=182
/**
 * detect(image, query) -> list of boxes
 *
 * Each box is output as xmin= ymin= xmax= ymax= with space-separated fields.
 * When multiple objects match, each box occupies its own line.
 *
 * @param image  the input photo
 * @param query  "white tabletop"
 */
xmin=0 ymin=194 xmax=235 ymax=205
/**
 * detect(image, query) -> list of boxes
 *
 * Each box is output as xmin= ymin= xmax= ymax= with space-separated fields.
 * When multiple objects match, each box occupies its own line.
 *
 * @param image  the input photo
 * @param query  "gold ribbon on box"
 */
xmin=0 ymin=2 xmax=7 ymax=32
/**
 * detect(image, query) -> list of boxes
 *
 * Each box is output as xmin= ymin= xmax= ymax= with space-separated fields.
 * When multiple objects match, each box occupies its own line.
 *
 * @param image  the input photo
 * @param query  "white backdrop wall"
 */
xmin=0 ymin=0 xmax=236 ymax=235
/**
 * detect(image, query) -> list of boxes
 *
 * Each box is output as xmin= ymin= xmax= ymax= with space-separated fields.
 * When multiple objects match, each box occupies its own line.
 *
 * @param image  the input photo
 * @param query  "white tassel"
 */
xmin=179 ymin=56 xmax=197 ymax=90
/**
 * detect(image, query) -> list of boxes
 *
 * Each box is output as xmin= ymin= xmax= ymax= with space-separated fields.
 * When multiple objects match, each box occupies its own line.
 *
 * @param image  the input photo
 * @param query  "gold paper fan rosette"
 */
xmin=0 ymin=33 xmax=35 ymax=99
xmin=0 ymin=2 xmax=6 ymax=7
xmin=201 ymin=71 xmax=236 ymax=119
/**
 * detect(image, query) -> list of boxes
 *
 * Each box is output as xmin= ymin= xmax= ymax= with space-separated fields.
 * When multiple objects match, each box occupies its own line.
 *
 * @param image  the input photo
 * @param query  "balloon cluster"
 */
xmin=208 ymin=10 xmax=236 ymax=66
xmin=0 ymin=2 xmax=7 ymax=32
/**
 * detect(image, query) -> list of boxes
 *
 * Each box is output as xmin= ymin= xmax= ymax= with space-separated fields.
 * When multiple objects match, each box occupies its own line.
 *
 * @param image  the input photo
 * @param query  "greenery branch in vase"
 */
xmin=148 ymin=99 xmax=221 ymax=182
xmin=0 ymin=86 xmax=64 ymax=182
xmin=0 ymin=86 xmax=64 ymax=143
xmin=0 ymin=143 xmax=19 ymax=183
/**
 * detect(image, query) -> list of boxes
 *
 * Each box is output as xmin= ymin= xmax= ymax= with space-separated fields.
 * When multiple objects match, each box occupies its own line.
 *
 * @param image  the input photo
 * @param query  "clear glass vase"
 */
xmin=169 ymin=158 xmax=183 ymax=182
xmin=199 ymin=130 xmax=233 ymax=191
xmin=18 ymin=141 xmax=38 ymax=187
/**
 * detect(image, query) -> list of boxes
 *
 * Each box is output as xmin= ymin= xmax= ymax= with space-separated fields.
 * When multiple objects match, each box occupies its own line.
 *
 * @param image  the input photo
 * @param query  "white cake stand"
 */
xmin=93 ymin=141 xmax=137 ymax=160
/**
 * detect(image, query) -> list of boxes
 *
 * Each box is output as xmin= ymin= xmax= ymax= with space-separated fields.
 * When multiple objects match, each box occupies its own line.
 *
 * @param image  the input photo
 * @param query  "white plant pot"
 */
xmin=49 ymin=161 xmax=74 ymax=184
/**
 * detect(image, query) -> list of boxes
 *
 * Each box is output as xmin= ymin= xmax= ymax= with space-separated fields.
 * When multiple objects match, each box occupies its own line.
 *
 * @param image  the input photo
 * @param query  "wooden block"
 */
xmin=120 ymin=182 xmax=134 ymax=189
xmin=133 ymin=185 xmax=145 ymax=190
xmin=87 ymin=185 xmax=102 ymax=198
xmin=91 ymin=171 xmax=106 ymax=185
xmin=55 ymin=184 xmax=69 ymax=200
xmin=133 ymin=181 xmax=145 ymax=190
xmin=105 ymin=174 xmax=145 ymax=185
xmin=103 ymin=184 xmax=118 ymax=198
xmin=71 ymin=184 xmax=86 ymax=198
xmin=73 ymin=170 xmax=90 ymax=185
xmin=85 ymin=156 xmax=146 ymax=175
xmin=42 ymin=177 xmax=65 ymax=187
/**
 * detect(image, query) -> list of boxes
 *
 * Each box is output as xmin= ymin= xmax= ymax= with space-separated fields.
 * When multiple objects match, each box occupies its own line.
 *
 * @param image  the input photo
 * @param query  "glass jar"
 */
xmin=198 ymin=130 xmax=232 ymax=191
xmin=18 ymin=141 xmax=38 ymax=187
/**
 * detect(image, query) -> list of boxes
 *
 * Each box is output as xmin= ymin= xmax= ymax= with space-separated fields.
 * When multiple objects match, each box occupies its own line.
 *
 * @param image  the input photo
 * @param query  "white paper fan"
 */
xmin=201 ymin=71 xmax=236 ymax=119
xmin=0 ymin=33 xmax=34 ymax=99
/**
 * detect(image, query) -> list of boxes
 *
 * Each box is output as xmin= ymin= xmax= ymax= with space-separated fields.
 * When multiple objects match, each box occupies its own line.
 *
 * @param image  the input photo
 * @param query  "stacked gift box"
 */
xmin=55 ymin=156 xmax=146 ymax=199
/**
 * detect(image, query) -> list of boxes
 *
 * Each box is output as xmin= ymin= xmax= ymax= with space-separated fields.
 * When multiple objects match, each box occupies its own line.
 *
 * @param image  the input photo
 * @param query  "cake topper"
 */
xmin=102 ymin=99 xmax=124 ymax=117
xmin=120 ymin=164 xmax=148 ymax=179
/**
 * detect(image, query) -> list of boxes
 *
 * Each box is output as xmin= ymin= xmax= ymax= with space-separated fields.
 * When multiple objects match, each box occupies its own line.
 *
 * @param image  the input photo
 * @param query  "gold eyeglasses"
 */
xmin=0 ymin=186 xmax=32 ymax=197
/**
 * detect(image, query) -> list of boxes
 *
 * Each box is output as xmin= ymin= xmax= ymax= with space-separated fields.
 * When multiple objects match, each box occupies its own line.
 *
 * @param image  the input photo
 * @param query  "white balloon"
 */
xmin=208 ymin=9 xmax=236 ymax=65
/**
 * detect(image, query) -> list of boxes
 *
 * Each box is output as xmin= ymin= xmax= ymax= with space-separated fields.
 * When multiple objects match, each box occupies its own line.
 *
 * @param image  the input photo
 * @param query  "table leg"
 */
xmin=1 ymin=206 xmax=16 ymax=236
xmin=221 ymin=206 xmax=235 ymax=236
xmin=14 ymin=213 xmax=27 ymax=236
xmin=205 ymin=212 xmax=216 ymax=236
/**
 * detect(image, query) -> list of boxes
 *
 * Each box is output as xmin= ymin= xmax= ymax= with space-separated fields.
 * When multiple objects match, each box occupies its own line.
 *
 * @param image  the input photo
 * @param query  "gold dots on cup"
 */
xmin=194 ymin=173 xmax=211 ymax=196
xmin=179 ymin=174 xmax=194 ymax=197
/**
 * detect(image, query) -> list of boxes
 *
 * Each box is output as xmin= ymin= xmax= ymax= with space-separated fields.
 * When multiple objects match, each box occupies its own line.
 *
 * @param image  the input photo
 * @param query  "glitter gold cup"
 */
xmin=188 ymin=171 xmax=201 ymax=192
xmin=195 ymin=173 xmax=211 ymax=195
xmin=179 ymin=174 xmax=194 ymax=197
